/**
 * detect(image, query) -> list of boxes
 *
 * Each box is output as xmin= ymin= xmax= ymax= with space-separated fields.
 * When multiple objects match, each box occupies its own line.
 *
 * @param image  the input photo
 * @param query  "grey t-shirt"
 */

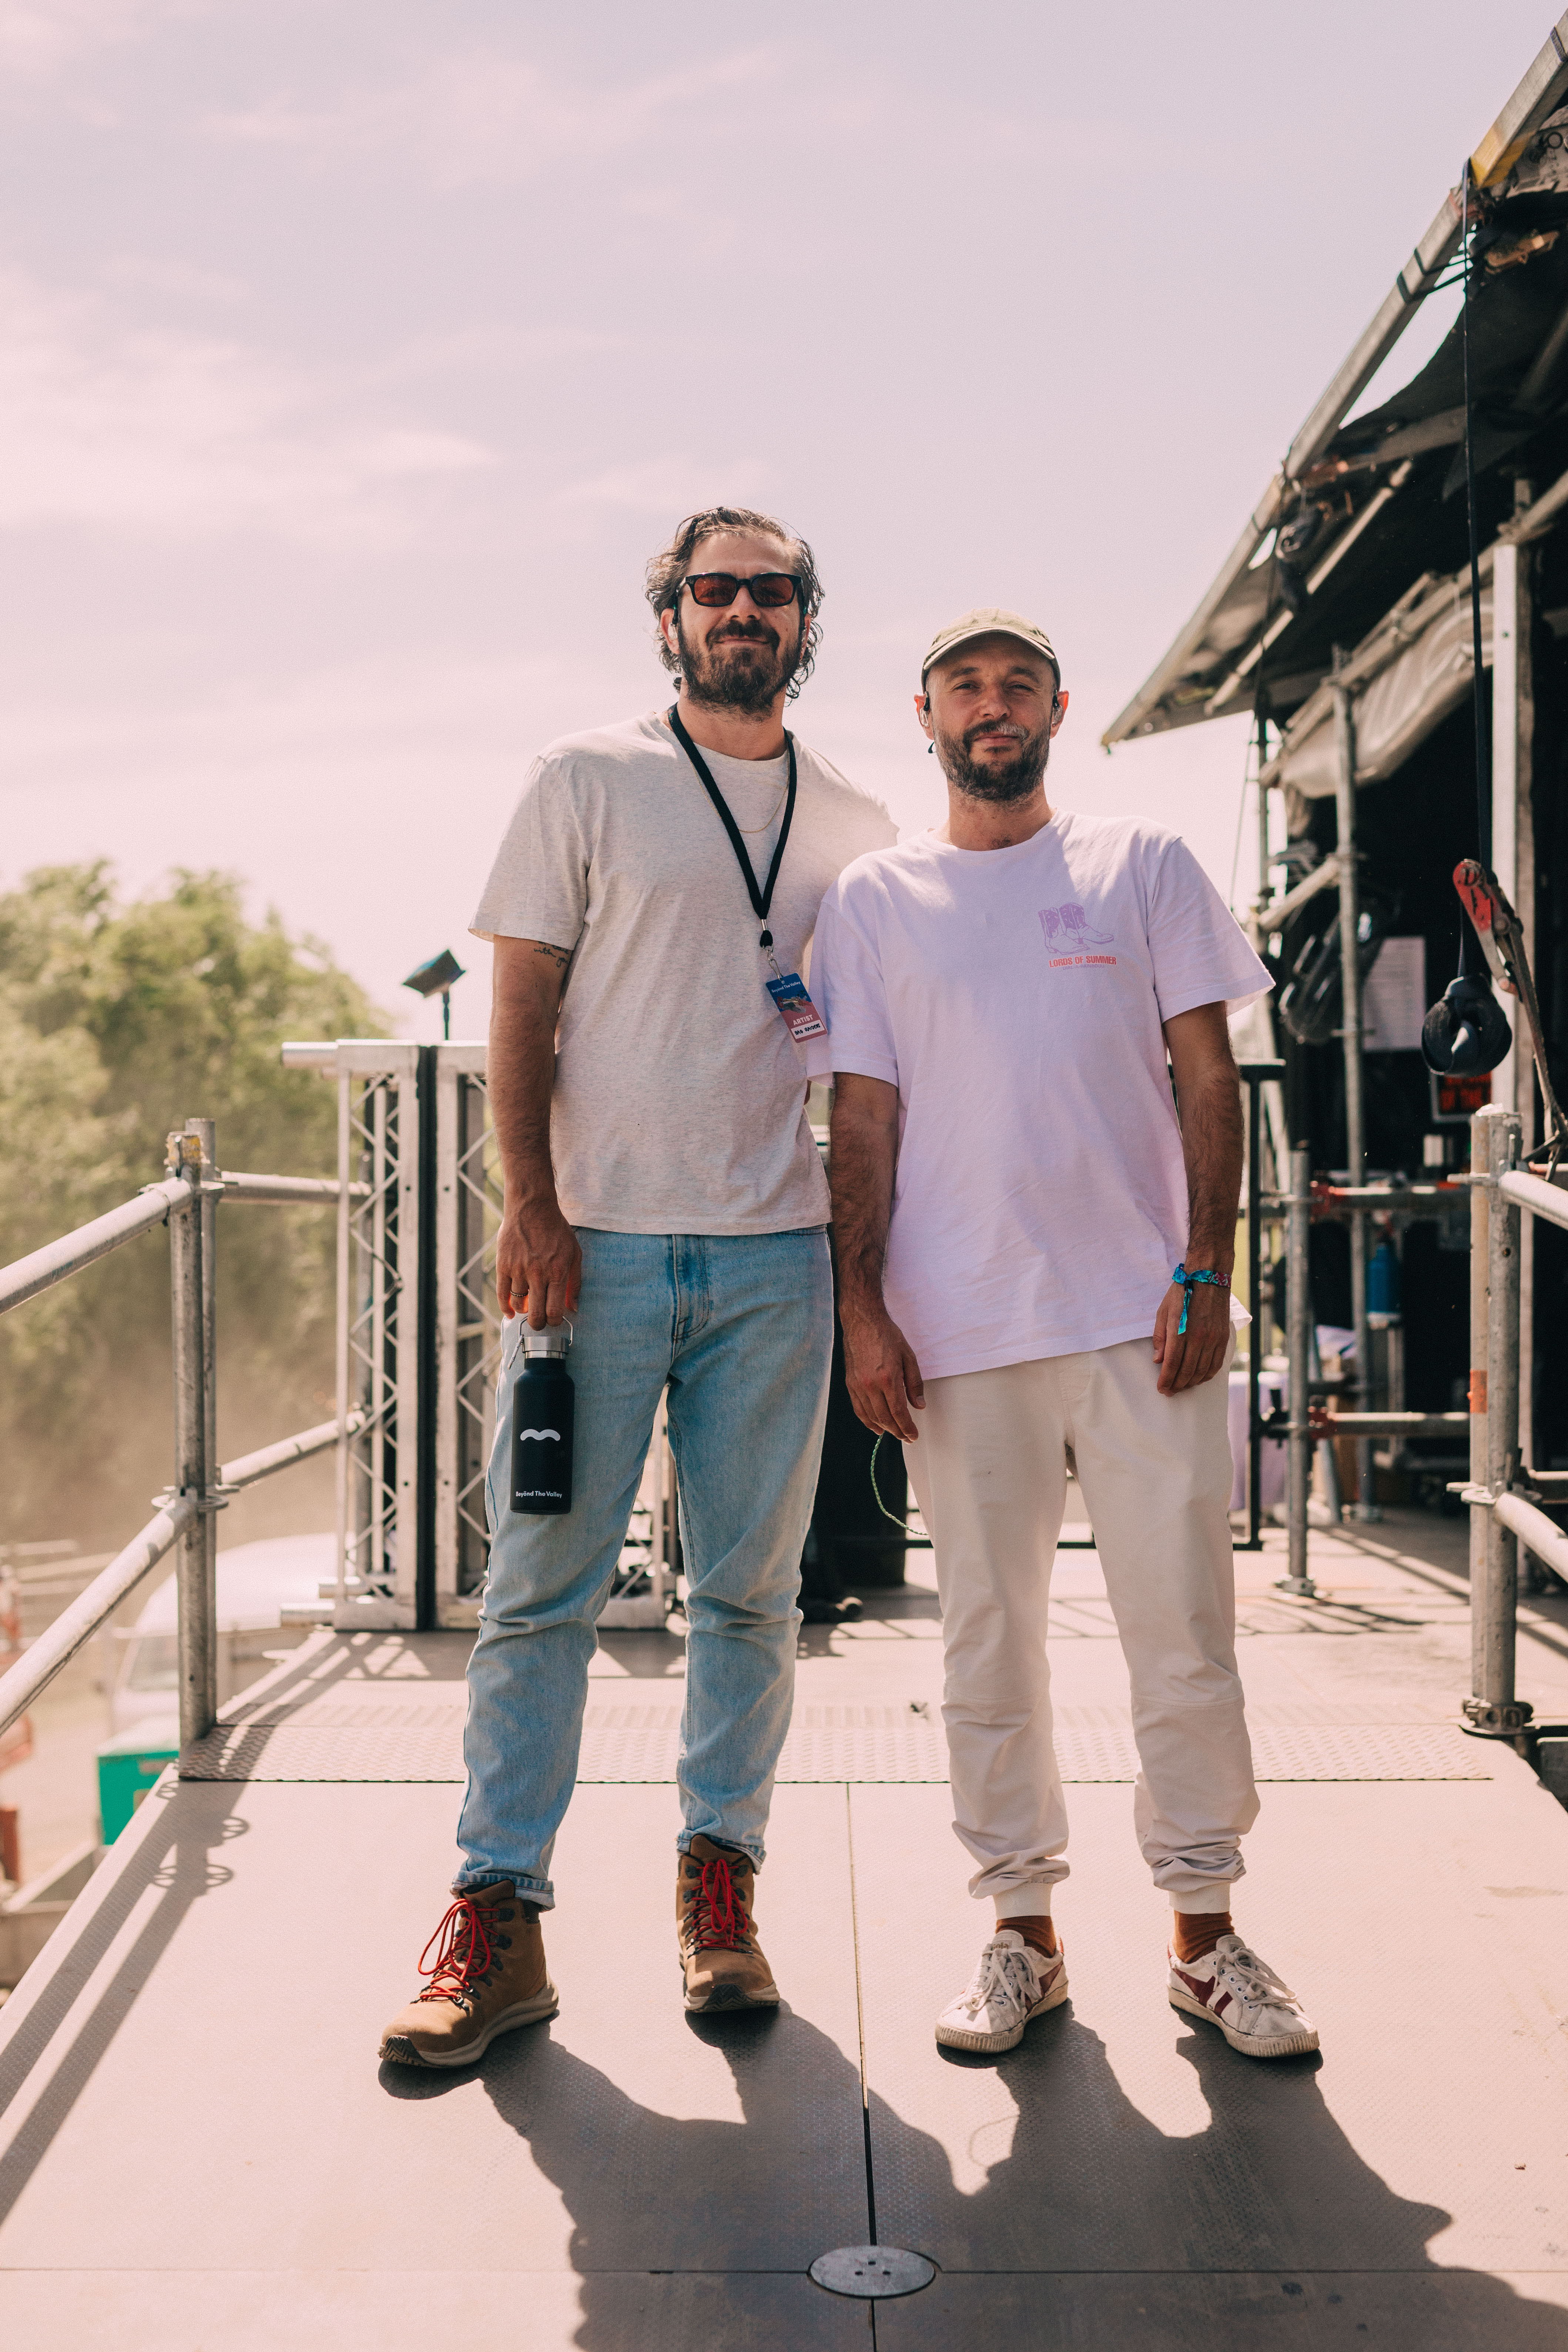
xmin=471 ymin=707 xmax=896 ymax=1235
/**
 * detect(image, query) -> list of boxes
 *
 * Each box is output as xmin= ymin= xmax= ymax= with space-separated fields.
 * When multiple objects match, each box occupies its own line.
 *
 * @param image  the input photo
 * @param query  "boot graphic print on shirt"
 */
xmin=1039 ymin=903 xmax=1116 ymax=966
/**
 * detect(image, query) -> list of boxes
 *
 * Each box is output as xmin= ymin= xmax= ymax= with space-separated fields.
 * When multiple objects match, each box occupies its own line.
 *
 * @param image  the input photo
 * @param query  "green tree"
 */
xmin=0 ymin=865 xmax=386 ymax=1549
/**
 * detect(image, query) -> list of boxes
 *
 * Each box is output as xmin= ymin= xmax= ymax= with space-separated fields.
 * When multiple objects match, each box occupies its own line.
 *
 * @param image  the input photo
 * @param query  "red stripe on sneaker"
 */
xmin=1175 ymin=1968 xmax=1211 ymax=2002
xmin=1213 ymin=1990 xmax=1232 ymax=2016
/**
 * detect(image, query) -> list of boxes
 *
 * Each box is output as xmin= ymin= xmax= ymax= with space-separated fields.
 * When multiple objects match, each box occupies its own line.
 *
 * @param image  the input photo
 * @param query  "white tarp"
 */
xmin=1276 ymin=579 xmax=1491 ymax=798
xmin=1361 ymin=937 xmax=1426 ymax=1049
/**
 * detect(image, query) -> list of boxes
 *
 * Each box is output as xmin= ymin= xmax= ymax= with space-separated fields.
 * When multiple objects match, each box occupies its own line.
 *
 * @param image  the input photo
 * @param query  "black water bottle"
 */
xmin=510 ymin=1326 xmax=575 ymax=1515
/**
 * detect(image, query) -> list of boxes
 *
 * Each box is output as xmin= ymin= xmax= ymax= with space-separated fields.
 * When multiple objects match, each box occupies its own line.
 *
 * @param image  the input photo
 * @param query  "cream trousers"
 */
xmin=902 ymin=1333 xmax=1258 ymax=1914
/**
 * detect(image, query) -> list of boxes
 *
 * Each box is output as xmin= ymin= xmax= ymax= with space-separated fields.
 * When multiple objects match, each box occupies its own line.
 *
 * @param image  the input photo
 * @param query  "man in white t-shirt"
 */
xmin=813 ymin=610 xmax=1318 ymax=2063
xmin=380 ymin=507 xmax=894 ymax=2068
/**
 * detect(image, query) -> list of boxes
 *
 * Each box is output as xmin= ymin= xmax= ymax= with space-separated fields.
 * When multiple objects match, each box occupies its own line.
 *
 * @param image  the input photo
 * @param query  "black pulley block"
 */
xmin=1421 ymin=972 xmax=1512 ymax=1076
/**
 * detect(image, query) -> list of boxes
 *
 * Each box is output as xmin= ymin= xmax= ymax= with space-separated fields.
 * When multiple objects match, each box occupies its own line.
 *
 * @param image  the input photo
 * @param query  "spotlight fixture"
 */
xmin=403 ymin=948 xmax=466 ymax=1041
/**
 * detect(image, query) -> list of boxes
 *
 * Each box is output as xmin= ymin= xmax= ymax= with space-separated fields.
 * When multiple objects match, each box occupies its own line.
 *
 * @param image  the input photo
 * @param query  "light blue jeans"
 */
xmin=455 ymin=1226 xmax=833 ymax=1908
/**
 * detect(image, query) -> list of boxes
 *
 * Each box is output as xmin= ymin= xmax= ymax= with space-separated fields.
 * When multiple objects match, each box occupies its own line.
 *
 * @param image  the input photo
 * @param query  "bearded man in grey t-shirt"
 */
xmin=380 ymin=506 xmax=894 ymax=2069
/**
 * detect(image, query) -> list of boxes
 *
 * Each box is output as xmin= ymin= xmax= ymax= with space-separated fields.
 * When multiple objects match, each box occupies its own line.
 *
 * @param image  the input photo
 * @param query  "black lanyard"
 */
xmin=668 ymin=704 xmax=797 ymax=952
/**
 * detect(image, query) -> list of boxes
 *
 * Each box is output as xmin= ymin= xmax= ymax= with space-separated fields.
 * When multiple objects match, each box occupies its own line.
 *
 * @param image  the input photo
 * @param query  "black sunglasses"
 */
xmin=682 ymin=571 xmax=802 ymax=610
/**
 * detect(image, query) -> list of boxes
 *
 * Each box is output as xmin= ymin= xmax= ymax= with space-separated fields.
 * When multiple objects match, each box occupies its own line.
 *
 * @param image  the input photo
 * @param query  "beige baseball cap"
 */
xmin=921 ymin=607 xmax=1059 ymax=686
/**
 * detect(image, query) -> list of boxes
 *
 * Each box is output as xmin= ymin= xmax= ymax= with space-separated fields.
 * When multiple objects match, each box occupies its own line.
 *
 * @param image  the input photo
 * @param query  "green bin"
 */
xmin=97 ymin=1725 xmax=179 ymax=1843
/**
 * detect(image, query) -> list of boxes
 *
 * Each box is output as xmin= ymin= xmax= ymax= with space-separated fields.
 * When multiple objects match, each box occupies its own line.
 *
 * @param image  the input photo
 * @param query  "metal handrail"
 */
xmin=0 ymin=1122 xmax=365 ymax=1755
xmin=1494 ymin=1492 xmax=1568 ymax=1582
xmin=1461 ymin=1109 xmax=1568 ymax=1738
xmin=1311 ymin=1411 xmax=1468 ymax=1439
xmin=222 ymin=1172 xmax=368 ymax=1206
xmin=0 ymin=1409 xmax=368 ymax=1746
xmin=1250 ymin=1112 xmax=1560 ymax=1718
xmin=0 ymin=1176 xmax=192 ymax=1317
xmin=1462 ymin=1484 xmax=1568 ymax=1581
xmin=1257 ymin=1182 xmax=1468 ymax=1215
xmin=221 ymin=1408 xmax=365 ymax=1491
xmin=0 ymin=1170 xmax=365 ymax=1318
xmin=1499 ymin=1167 xmax=1568 ymax=1235
xmin=0 ymin=1499 xmax=196 ymax=1746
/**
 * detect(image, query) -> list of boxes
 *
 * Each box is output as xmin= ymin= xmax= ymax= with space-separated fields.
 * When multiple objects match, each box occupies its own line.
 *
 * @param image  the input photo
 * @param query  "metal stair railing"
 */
xmin=0 ymin=1116 xmax=368 ymax=1752
xmin=1459 ymin=1106 xmax=1568 ymax=1742
xmin=1230 ymin=1108 xmax=1566 ymax=1716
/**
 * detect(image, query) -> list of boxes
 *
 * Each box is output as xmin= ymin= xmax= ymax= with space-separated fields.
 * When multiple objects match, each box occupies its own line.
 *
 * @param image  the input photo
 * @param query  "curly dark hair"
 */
xmin=644 ymin=505 xmax=822 ymax=699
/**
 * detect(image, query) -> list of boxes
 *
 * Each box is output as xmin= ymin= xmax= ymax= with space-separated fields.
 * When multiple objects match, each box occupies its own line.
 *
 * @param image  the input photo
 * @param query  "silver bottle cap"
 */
xmin=521 ymin=1323 xmax=571 ymax=1359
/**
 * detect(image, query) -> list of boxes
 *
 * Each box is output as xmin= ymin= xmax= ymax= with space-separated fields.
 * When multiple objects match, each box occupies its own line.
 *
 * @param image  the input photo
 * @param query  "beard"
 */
xmin=675 ymin=606 xmax=801 ymax=715
xmin=934 ymin=716 xmax=1053 ymax=803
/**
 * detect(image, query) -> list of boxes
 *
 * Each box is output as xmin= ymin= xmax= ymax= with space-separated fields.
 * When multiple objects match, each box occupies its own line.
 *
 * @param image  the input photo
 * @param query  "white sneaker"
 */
xmin=935 ymin=1929 xmax=1069 ymax=2053
xmin=1168 ymin=1933 xmax=1319 ymax=2059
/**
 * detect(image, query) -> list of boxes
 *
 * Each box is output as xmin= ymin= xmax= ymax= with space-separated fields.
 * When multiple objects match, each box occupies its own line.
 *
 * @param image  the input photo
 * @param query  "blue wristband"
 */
xmin=1172 ymin=1262 xmax=1230 ymax=1337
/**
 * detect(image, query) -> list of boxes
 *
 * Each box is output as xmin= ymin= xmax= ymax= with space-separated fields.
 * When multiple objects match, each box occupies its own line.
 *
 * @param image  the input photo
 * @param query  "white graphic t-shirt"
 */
xmin=810 ymin=811 xmax=1273 ymax=1379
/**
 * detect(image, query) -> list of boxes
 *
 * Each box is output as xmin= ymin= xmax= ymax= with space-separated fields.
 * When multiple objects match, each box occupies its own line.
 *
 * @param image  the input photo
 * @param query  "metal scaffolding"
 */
xmin=428 ymin=1043 xmax=673 ymax=1632
xmin=434 ymin=1042 xmax=500 ymax=1627
xmin=281 ymin=1039 xmax=674 ymax=1634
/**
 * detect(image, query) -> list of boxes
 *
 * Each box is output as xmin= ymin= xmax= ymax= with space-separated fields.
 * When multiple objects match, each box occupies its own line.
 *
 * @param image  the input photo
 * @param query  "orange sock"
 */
xmin=998 ymin=1912 xmax=1057 ymax=1958
xmin=1173 ymin=1912 xmax=1231 ymax=1963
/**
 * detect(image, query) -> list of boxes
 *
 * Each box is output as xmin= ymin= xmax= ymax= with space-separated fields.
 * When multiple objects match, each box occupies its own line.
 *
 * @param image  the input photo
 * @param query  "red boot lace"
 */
xmin=688 ymin=1853 xmax=753 ymax=1953
xmin=416 ymin=1896 xmax=496 ymax=2005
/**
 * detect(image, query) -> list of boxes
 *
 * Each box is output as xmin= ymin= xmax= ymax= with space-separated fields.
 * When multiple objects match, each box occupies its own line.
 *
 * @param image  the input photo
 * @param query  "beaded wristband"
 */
xmin=1172 ymin=1262 xmax=1230 ymax=1336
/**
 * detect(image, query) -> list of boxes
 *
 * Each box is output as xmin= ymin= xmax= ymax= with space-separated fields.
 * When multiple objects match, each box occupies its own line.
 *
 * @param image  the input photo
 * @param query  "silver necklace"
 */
xmin=731 ymin=778 xmax=790 ymax=833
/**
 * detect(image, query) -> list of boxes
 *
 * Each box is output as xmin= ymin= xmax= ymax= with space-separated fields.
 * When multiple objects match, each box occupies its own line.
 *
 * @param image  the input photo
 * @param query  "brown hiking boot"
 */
xmin=676 ymin=1836 xmax=779 ymax=2013
xmin=379 ymin=1880 xmax=557 ymax=2068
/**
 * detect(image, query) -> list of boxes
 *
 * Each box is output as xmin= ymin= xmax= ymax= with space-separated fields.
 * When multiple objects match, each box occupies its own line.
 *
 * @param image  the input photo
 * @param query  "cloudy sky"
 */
xmin=1 ymin=0 xmax=1551 ymax=1037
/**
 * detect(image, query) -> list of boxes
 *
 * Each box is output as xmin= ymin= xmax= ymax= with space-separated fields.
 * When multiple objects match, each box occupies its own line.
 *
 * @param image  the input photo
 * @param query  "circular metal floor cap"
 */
xmin=809 ymin=2245 xmax=935 ymax=2300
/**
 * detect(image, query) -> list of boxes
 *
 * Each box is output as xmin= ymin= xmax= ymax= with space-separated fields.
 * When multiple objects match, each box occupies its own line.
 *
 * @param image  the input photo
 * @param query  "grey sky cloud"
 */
xmin=0 ymin=0 xmax=201 ymax=82
xmin=202 ymin=46 xmax=780 ymax=185
xmin=4 ymin=266 xmax=495 ymax=540
xmin=562 ymin=458 xmax=777 ymax=515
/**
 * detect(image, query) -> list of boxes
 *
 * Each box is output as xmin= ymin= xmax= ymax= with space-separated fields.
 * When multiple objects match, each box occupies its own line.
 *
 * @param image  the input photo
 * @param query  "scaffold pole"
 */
xmin=168 ymin=1123 xmax=218 ymax=1748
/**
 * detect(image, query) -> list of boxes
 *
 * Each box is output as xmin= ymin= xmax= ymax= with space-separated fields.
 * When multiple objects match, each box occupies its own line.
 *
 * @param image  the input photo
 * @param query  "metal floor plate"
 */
xmin=179 ymin=1709 xmax=1494 ymax=1783
xmin=1 ymin=2273 xmax=872 ymax=2352
xmin=0 ymin=1783 xmax=871 ymax=2286
xmin=9 ymin=1523 xmax=1568 ymax=2352
xmin=851 ymin=1776 xmax=1568 ymax=2290
xmin=874 ymin=2271 xmax=1568 ymax=2349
